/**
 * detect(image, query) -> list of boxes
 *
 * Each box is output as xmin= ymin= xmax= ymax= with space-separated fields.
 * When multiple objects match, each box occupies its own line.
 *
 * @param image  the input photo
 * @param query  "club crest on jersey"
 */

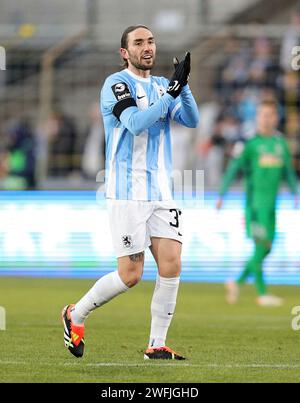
xmin=158 ymin=87 xmax=165 ymax=96
xmin=122 ymin=235 xmax=133 ymax=248
xmin=112 ymin=82 xmax=131 ymax=101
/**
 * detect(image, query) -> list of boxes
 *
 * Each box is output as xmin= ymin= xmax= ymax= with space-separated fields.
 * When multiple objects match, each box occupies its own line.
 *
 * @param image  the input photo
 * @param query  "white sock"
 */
xmin=71 ymin=271 xmax=129 ymax=325
xmin=148 ymin=275 xmax=180 ymax=349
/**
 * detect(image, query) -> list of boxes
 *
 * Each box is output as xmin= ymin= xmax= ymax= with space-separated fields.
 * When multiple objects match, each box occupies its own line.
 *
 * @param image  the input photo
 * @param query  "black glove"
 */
xmin=167 ymin=52 xmax=191 ymax=98
xmin=173 ymin=52 xmax=191 ymax=85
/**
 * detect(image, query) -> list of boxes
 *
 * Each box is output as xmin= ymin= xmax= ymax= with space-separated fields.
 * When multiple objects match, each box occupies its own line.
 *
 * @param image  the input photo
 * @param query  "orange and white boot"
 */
xmin=62 ymin=304 xmax=85 ymax=358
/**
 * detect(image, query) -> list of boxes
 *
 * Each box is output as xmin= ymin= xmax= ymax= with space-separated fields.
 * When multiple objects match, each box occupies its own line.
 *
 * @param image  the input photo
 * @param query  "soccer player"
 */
xmin=216 ymin=101 xmax=298 ymax=307
xmin=62 ymin=25 xmax=199 ymax=359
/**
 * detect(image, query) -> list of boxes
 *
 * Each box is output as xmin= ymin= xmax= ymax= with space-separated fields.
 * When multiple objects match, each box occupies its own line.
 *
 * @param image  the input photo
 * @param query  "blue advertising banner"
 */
xmin=0 ymin=191 xmax=299 ymax=284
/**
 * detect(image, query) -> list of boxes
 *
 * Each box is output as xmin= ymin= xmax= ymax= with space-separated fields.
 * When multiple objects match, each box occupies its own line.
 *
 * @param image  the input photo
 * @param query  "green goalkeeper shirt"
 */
xmin=219 ymin=133 xmax=298 ymax=209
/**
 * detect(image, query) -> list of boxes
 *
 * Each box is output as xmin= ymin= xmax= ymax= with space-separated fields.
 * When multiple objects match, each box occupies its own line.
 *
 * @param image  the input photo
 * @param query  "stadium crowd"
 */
xmin=197 ymin=11 xmax=300 ymax=187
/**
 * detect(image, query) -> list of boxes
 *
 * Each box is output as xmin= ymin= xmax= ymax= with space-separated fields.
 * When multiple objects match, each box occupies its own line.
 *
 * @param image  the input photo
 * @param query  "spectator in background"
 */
xmin=199 ymin=112 xmax=240 ymax=188
xmin=45 ymin=109 xmax=79 ymax=177
xmin=294 ymin=120 xmax=300 ymax=177
xmin=0 ymin=119 xmax=36 ymax=190
xmin=247 ymin=38 xmax=278 ymax=90
xmin=215 ymin=36 xmax=279 ymax=121
xmin=236 ymin=88 xmax=259 ymax=138
xmin=81 ymin=102 xmax=105 ymax=179
xmin=284 ymin=111 xmax=300 ymax=177
xmin=280 ymin=10 xmax=300 ymax=72
xmin=277 ymin=71 xmax=300 ymax=131
xmin=215 ymin=37 xmax=250 ymax=103
xmin=276 ymin=71 xmax=300 ymax=177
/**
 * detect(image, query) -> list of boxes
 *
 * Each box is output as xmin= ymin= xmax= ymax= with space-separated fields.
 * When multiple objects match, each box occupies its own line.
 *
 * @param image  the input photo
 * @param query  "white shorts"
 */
xmin=107 ymin=199 xmax=183 ymax=258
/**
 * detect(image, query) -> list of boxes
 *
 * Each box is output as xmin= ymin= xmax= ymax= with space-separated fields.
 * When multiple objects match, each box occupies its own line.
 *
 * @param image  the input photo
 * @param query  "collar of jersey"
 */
xmin=125 ymin=69 xmax=151 ymax=83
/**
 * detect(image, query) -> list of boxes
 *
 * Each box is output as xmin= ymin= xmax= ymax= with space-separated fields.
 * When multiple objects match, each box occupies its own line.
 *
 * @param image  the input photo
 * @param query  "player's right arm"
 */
xmin=101 ymin=76 xmax=174 ymax=136
xmin=217 ymin=141 xmax=248 ymax=209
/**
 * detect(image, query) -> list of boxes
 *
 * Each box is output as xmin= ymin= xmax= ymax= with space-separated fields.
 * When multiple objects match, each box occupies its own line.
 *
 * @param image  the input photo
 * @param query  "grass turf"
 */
xmin=0 ymin=277 xmax=300 ymax=383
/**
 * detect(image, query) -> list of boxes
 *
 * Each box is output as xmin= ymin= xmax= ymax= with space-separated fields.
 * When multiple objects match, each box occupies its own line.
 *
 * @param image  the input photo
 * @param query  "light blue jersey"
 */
xmin=100 ymin=68 xmax=199 ymax=200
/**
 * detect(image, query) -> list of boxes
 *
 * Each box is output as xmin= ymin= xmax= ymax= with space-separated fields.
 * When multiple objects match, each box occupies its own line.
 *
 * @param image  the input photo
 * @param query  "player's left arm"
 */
xmin=169 ymin=85 xmax=199 ymax=128
xmin=282 ymin=139 xmax=298 ymax=197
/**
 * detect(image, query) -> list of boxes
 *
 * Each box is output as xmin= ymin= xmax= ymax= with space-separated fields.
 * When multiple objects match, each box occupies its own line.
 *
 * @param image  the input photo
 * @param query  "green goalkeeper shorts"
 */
xmin=246 ymin=206 xmax=276 ymax=242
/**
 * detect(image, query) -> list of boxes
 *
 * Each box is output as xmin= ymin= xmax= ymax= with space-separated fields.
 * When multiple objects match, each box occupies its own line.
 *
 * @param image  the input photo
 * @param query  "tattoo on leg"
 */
xmin=129 ymin=252 xmax=144 ymax=262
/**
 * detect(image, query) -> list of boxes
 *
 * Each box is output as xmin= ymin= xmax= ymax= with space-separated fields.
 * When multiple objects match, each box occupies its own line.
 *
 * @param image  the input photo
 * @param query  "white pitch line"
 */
xmin=1 ymin=361 xmax=300 ymax=370
xmin=78 ymin=363 xmax=300 ymax=369
xmin=85 ymin=363 xmax=192 ymax=367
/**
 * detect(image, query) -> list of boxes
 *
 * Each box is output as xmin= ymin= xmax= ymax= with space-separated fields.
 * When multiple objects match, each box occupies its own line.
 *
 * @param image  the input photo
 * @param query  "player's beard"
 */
xmin=128 ymin=53 xmax=155 ymax=71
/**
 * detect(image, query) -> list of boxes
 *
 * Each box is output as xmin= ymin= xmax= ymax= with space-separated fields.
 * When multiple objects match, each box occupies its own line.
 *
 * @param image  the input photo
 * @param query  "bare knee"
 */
xmin=118 ymin=252 xmax=144 ymax=288
xmin=159 ymin=255 xmax=181 ymax=278
xmin=124 ymin=271 xmax=142 ymax=287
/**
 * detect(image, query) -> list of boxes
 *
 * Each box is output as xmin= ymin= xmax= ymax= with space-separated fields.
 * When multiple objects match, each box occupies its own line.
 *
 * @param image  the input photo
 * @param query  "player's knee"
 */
xmin=255 ymin=239 xmax=272 ymax=257
xmin=118 ymin=263 xmax=143 ymax=287
xmin=118 ymin=252 xmax=144 ymax=287
xmin=262 ymin=243 xmax=272 ymax=257
xmin=159 ymin=255 xmax=181 ymax=277
xmin=124 ymin=270 xmax=142 ymax=288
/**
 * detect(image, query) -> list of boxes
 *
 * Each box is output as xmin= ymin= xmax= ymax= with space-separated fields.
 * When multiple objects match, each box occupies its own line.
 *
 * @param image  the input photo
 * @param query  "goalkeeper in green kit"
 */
xmin=216 ymin=101 xmax=298 ymax=307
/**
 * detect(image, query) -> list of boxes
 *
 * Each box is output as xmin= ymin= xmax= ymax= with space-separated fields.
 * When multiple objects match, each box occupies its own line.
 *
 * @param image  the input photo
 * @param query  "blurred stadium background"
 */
xmin=0 ymin=0 xmax=300 ymax=283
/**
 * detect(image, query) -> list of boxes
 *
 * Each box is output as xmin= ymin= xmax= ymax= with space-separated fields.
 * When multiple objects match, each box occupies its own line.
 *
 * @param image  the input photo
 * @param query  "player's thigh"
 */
xmin=148 ymin=203 xmax=183 ymax=277
xmin=150 ymin=237 xmax=182 ymax=278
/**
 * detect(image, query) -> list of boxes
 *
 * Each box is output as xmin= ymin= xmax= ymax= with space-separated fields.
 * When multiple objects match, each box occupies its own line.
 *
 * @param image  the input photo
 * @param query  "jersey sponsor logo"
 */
xmin=259 ymin=154 xmax=283 ymax=168
xmin=111 ymin=82 xmax=132 ymax=101
xmin=115 ymin=83 xmax=126 ymax=92
xmin=122 ymin=235 xmax=133 ymax=248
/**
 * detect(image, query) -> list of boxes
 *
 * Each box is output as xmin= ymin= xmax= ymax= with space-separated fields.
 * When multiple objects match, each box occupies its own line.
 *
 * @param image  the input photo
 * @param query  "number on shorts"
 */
xmin=169 ymin=209 xmax=181 ymax=228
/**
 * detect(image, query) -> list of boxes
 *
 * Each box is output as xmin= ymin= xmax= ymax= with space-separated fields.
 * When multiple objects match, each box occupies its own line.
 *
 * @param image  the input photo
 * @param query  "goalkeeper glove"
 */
xmin=167 ymin=52 xmax=191 ymax=98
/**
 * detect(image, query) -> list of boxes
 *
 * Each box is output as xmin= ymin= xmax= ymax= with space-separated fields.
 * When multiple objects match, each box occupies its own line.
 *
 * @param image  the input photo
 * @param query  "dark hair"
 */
xmin=120 ymin=25 xmax=151 ymax=67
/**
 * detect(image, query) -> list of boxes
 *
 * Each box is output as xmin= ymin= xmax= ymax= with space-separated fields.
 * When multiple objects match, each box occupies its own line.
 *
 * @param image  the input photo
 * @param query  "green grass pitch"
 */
xmin=1 ymin=277 xmax=300 ymax=383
